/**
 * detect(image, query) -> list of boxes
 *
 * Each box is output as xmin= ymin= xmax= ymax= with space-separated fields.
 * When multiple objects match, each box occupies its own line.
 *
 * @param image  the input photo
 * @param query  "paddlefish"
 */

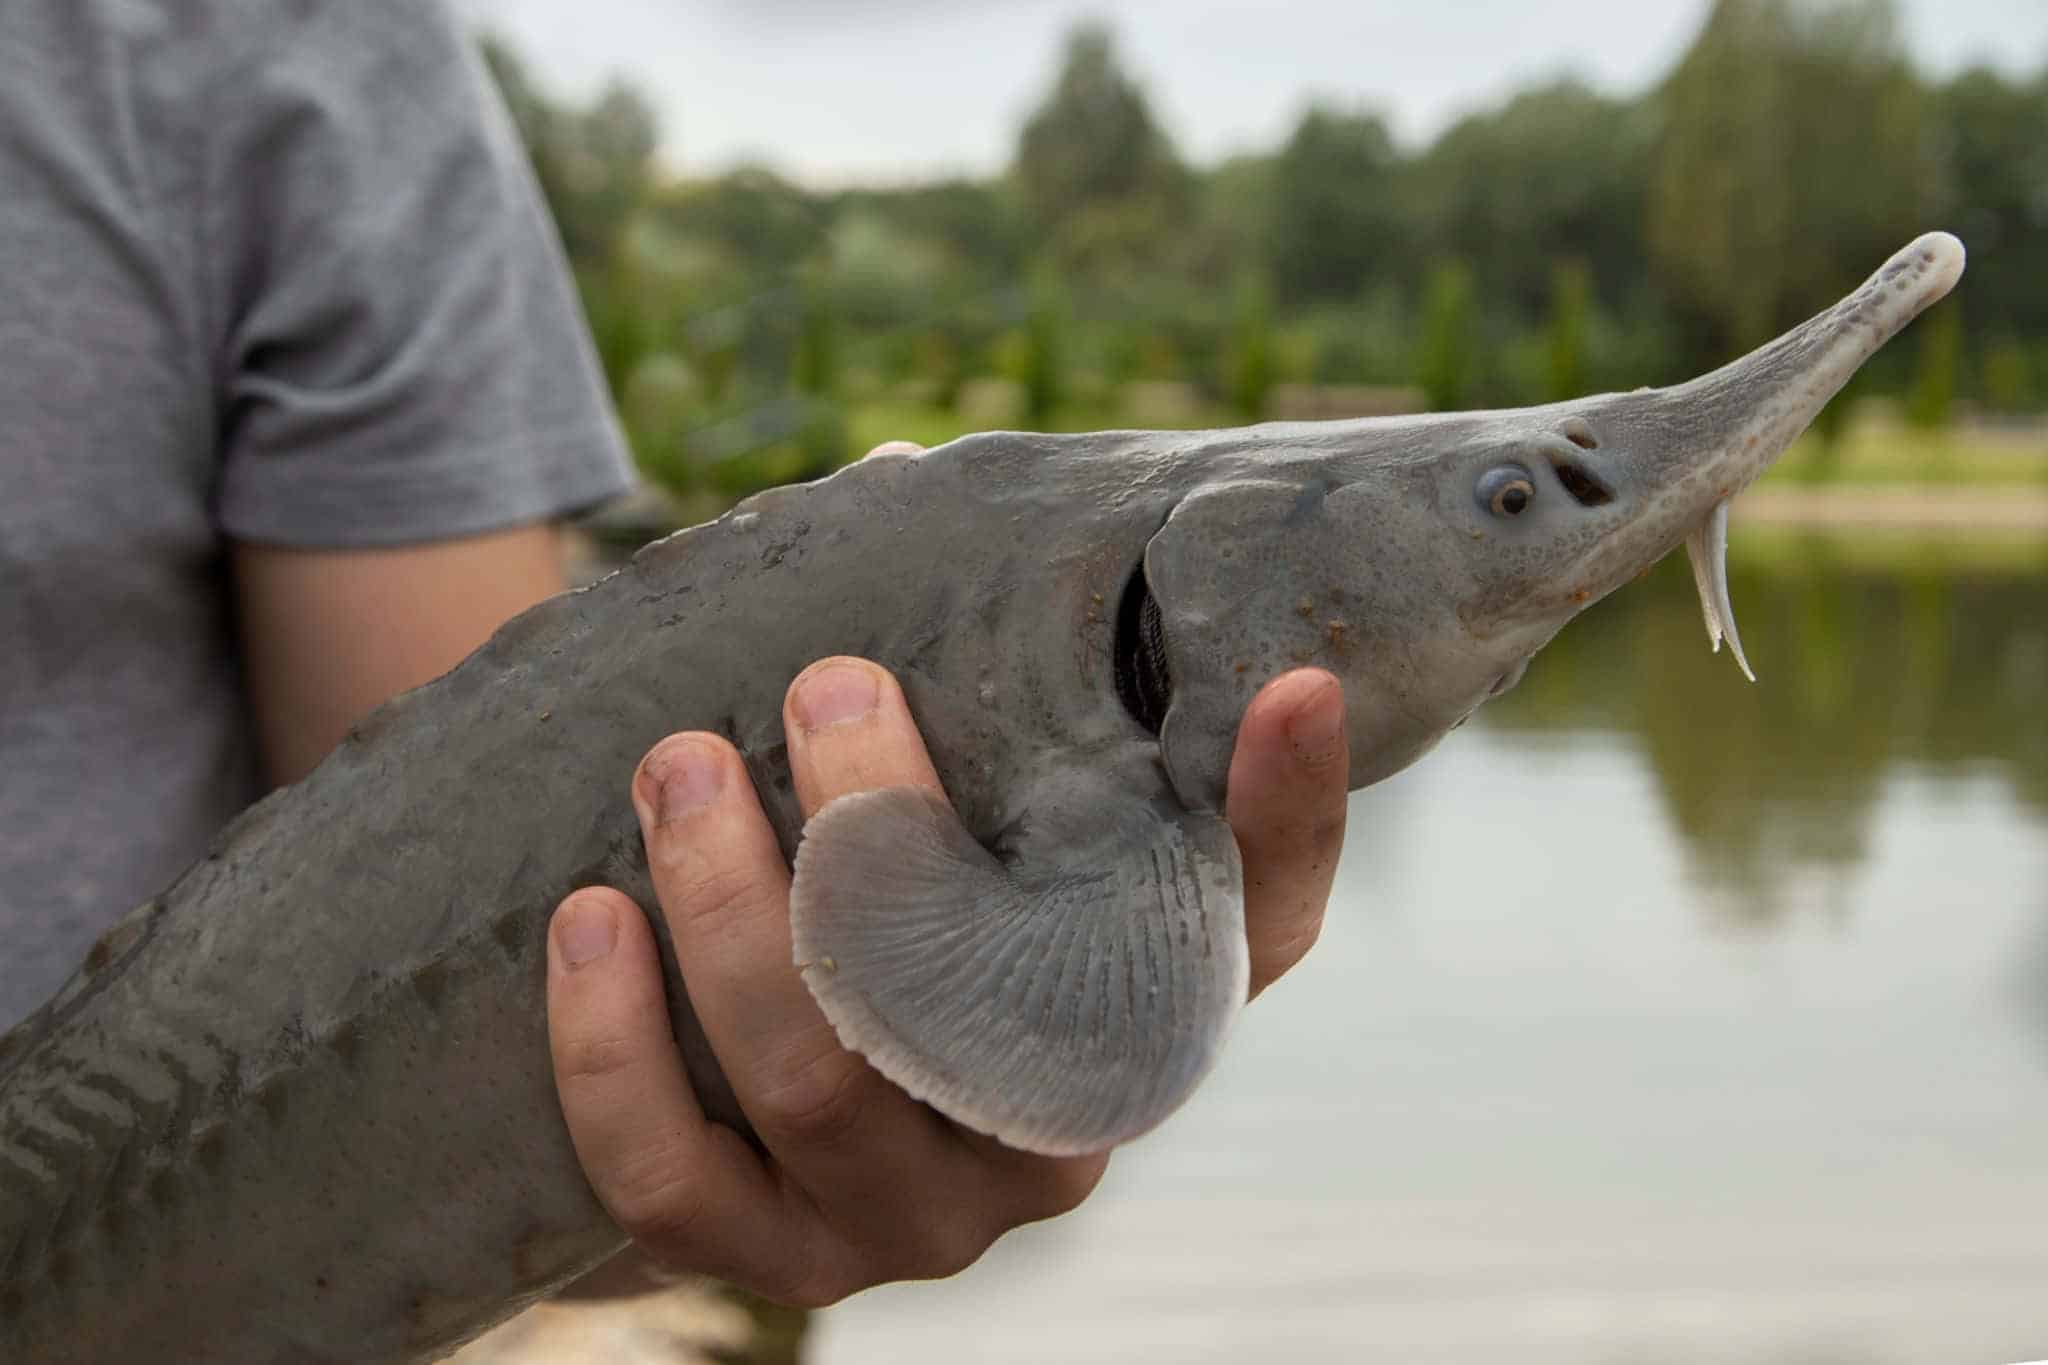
xmin=0 ymin=233 xmax=1965 ymax=1361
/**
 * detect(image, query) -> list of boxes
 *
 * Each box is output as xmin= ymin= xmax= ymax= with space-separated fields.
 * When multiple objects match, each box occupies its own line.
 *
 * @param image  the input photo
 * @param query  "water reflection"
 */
xmin=1482 ymin=533 xmax=2048 ymax=925
xmin=821 ymin=527 xmax=2048 ymax=1365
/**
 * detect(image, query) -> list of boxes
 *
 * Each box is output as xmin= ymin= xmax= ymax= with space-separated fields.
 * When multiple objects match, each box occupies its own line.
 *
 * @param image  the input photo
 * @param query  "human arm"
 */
xmin=232 ymin=525 xmax=570 ymax=787
xmin=545 ymin=657 xmax=1349 ymax=1303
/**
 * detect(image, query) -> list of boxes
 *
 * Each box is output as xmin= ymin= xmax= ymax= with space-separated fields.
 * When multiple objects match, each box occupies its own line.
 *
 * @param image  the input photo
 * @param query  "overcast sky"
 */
xmin=452 ymin=0 xmax=2048 ymax=184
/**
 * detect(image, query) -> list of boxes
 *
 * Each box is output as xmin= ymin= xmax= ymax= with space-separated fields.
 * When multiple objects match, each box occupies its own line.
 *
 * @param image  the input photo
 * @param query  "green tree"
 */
xmin=1020 ymin=266 xmax=1069 ymax=426
xmin=1269 ymin=107 xmax=1404 ymax=306
xmin=1417 ymin=260 xmax=1477 ymax=411
xmin=1544 ymin=260 xmax=1592 ymax=401
xmin=1409 ymin=79 xmax=1655 ymax=323
xmin=1650 ymin=0 xmax=1929 ymax=361
xmin=1905 ymin=300 xmax=1960 ymax=427
xmin=1012 ymin=23 xmax=1188 ymax=279
xmin=1931 ymin=68 xmax=2048 ymax=388
xmin=1226 ymin=272 xmax=1276 ymax=419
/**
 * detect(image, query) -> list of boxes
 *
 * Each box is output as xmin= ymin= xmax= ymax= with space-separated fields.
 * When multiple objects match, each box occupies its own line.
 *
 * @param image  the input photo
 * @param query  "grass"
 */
xmin=1730 ymin=520 xmax=2048 ymax=575
xmin=1758 ymin=413 xmax=2048 ymax=489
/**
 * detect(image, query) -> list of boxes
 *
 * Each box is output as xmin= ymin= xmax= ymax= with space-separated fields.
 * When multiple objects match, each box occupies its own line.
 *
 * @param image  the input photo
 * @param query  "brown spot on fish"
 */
xmin=195 ymin=1125 xmax=227 ymax=1174
xmin=492 ymin=909 xmax=527 ymax=955
xmin=327 ymin=1019 xmax=362 ymax=1068
xmin=411 ymin=960 xmax=450 ymax=1011
xmin=256 ymin=1079 xmax=289 ymax=1127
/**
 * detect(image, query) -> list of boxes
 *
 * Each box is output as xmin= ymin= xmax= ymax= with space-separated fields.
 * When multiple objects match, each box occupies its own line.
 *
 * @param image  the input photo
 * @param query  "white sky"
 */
xmin=452 ymin=0 xmax=2048 ymax=184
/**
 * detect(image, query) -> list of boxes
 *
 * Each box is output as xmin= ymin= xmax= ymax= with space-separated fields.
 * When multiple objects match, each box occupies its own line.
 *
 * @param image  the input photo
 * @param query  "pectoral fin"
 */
xmin=787 ymin=783 xmax=1247 ymax=1156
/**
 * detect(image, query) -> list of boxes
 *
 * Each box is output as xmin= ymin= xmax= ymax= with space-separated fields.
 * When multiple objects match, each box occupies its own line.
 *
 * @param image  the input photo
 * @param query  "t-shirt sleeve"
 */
xmin=208 ymin=0 xmax=633 ymax=548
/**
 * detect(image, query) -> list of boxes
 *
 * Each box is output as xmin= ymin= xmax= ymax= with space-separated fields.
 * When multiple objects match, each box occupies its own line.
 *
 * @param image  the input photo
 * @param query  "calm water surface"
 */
xmin=818 ymin=531 xmax=2048 ymax=1365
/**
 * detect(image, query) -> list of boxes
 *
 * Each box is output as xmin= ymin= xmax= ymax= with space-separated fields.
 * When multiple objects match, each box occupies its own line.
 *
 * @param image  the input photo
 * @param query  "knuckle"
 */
xmin=738 ymin=1229 xmax=835 ymax=1308
xmin=556 ymin=1030 xmax=640 ymax=1087
xmin=600 ymin=1152 xmax=709 ymax=1264
xmin=1266 ymin=914 xmax=1324 ymax=975
xmin=658 ymin=859 xmax=775 ymax=941
xmin=916 ymin=1217 xmax=994 ymax=1281
xmin=751 ymin=1053 xmax=877 ymax=1153
xmin=1031 ymin=1159 xmax=1105 ymax=1220
xmin=778 ymin=1278 xmax=849 ymax=1311
xmin=775 ymin=1262 xmax=855 ymax=1311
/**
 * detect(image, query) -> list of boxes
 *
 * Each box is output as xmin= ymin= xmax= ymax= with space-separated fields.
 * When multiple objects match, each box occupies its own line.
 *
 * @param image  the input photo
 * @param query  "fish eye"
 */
xmin=1476 ymin=465 xmax=1537 ymax=518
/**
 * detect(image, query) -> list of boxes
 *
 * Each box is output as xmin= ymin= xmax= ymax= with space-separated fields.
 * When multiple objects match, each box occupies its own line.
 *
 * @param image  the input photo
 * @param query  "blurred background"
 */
xmin=452 ymin=0 xmax=2047 ymax=1360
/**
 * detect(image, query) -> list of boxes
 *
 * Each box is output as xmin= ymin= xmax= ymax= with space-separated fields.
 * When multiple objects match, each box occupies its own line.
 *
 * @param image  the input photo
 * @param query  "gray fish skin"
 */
xmin=0 ymin=234 xmax=1961 ymax=1362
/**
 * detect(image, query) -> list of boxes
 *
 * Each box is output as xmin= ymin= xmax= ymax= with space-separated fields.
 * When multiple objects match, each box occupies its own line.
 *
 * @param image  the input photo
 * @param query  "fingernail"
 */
xmin=1285 ymin=679 xmax=1345 ymax=767
xmin=641 ymin=736 xmax=725 ymax=823
xmin=556 ymin=897 xmax=616 ymax=968
xmin=793 ymin=660 xmax=879 ymax=732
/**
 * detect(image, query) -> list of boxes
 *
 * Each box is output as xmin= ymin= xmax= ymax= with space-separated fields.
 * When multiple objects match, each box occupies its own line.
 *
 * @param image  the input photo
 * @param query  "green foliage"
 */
xmin=1980 ymin=336 xmax=2036 ymax=413
xmin=1932 ymin=67 xmax=2048 ymax=390
xmin=1225 ymin=272 xmax=1275 ymax=420
xmin=477 ymin=10 xmax=2047 ymax=510
xmin=1906 ymin=301 xmax=1961 ymax=428
xmin=1650 ymin=0 xmax=1929 ymax=360
xmin=1418 ymin=260 xmax=1477 ymax=411
xmin=1410 ymin=80 xmax=1655 ymax=322
xmin=1270 ymin=107 xmax=1403 ymax=306
xmin=1020 ymin=265 xmax=1069 ymax=426
xmin=792 ymin=275 xmax=840 ymax=397
xmin=1012 ymin=23 xmax=1188 ymax=280
xmin=1544 ymin=260 xmax=1592 ymax=401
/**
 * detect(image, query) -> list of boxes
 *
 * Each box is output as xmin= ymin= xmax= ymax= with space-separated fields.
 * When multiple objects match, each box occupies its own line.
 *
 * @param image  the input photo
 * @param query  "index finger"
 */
xmin=782 ymin=656 xmax=945 ymax=815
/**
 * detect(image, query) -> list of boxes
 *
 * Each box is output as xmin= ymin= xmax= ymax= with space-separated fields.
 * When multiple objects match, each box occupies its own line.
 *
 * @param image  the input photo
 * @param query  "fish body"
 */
xmin=0 ymin=234 xmax=1964 ymax=1361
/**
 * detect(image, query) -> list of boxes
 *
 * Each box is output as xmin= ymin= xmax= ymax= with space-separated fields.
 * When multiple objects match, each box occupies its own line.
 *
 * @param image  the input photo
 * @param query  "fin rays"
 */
xmin=788 ymin=784 xmax=1246 ymax=1155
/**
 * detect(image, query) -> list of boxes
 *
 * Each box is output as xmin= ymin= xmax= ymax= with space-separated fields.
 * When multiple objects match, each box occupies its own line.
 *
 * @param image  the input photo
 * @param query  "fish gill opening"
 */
xmin=1114 ymin=562 xmax=1172 ymax=735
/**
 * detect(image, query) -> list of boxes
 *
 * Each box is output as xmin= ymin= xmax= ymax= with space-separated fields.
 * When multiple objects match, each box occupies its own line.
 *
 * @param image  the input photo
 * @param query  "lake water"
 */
xmin=816 ymin=531 xmax=2048 ymax=1365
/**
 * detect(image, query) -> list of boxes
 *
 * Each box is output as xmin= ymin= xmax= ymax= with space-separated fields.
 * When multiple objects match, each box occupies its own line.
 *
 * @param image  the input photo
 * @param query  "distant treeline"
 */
xmin=481 ymin=0 xmax=2047 ymax=495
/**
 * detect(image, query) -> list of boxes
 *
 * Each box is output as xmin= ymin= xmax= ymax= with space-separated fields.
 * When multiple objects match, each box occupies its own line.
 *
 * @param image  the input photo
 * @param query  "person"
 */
xmin=0 ymin=0 xmax=1352 ymax=1343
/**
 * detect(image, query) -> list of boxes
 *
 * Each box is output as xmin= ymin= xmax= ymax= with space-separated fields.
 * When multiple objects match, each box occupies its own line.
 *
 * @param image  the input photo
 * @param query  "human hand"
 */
xmin=543 ymin=659 xmax=1347 ymax=1305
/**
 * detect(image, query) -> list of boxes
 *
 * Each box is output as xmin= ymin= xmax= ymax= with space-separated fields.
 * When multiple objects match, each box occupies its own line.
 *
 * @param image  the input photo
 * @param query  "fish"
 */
xmin=0 ymin=232 xmax=1965 ymax=1362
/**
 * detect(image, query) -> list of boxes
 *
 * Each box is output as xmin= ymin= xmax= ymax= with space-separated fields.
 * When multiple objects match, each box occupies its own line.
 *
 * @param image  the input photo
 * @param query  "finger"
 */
xmin=546 ymin=887 xmax=830 ymax=1297
xmin=783 ymin=656 xmax=945 ymax=816
xmin=1224 ymin=669 xmax=1349 ymax=999
xmin=632 ymin=729 xmax=944 ymax=1213
xmin=785 ymin=660 xmax=1110 ymax=1246
xmin=863 ymin=440 xmax=925 ymax=459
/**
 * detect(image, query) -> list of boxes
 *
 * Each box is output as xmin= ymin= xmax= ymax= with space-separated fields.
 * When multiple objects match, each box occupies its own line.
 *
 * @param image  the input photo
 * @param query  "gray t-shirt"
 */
xmin=0 ymin=0 xmax=635 ymax=1028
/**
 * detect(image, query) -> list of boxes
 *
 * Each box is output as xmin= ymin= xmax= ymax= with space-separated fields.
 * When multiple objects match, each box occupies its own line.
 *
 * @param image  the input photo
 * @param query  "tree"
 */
xmin=1409 ymin=79 xmax=1654 ymax=324
xmin=1931 ymin=68 xmax=2048 ymax=390
xmin=1226 ymin=272 xmax=1276 ymax=419
xmin=1012 ymin=23 xmax=1188 ymax=279
xmin=1650 ymin=0 xmax=1930 ymax=361
xmin=1417 ymin=260 xmax=1477 ymax=411
xmin=1544 ymin=260 xmax=1592 ymax=401
xmin=1269 ymin=107 xmax=1404 ymax=306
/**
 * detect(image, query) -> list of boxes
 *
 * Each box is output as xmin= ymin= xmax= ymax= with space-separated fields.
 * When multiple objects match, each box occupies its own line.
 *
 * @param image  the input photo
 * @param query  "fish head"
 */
xmin=1142 ymin=232 xmax=1965 ymax=807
